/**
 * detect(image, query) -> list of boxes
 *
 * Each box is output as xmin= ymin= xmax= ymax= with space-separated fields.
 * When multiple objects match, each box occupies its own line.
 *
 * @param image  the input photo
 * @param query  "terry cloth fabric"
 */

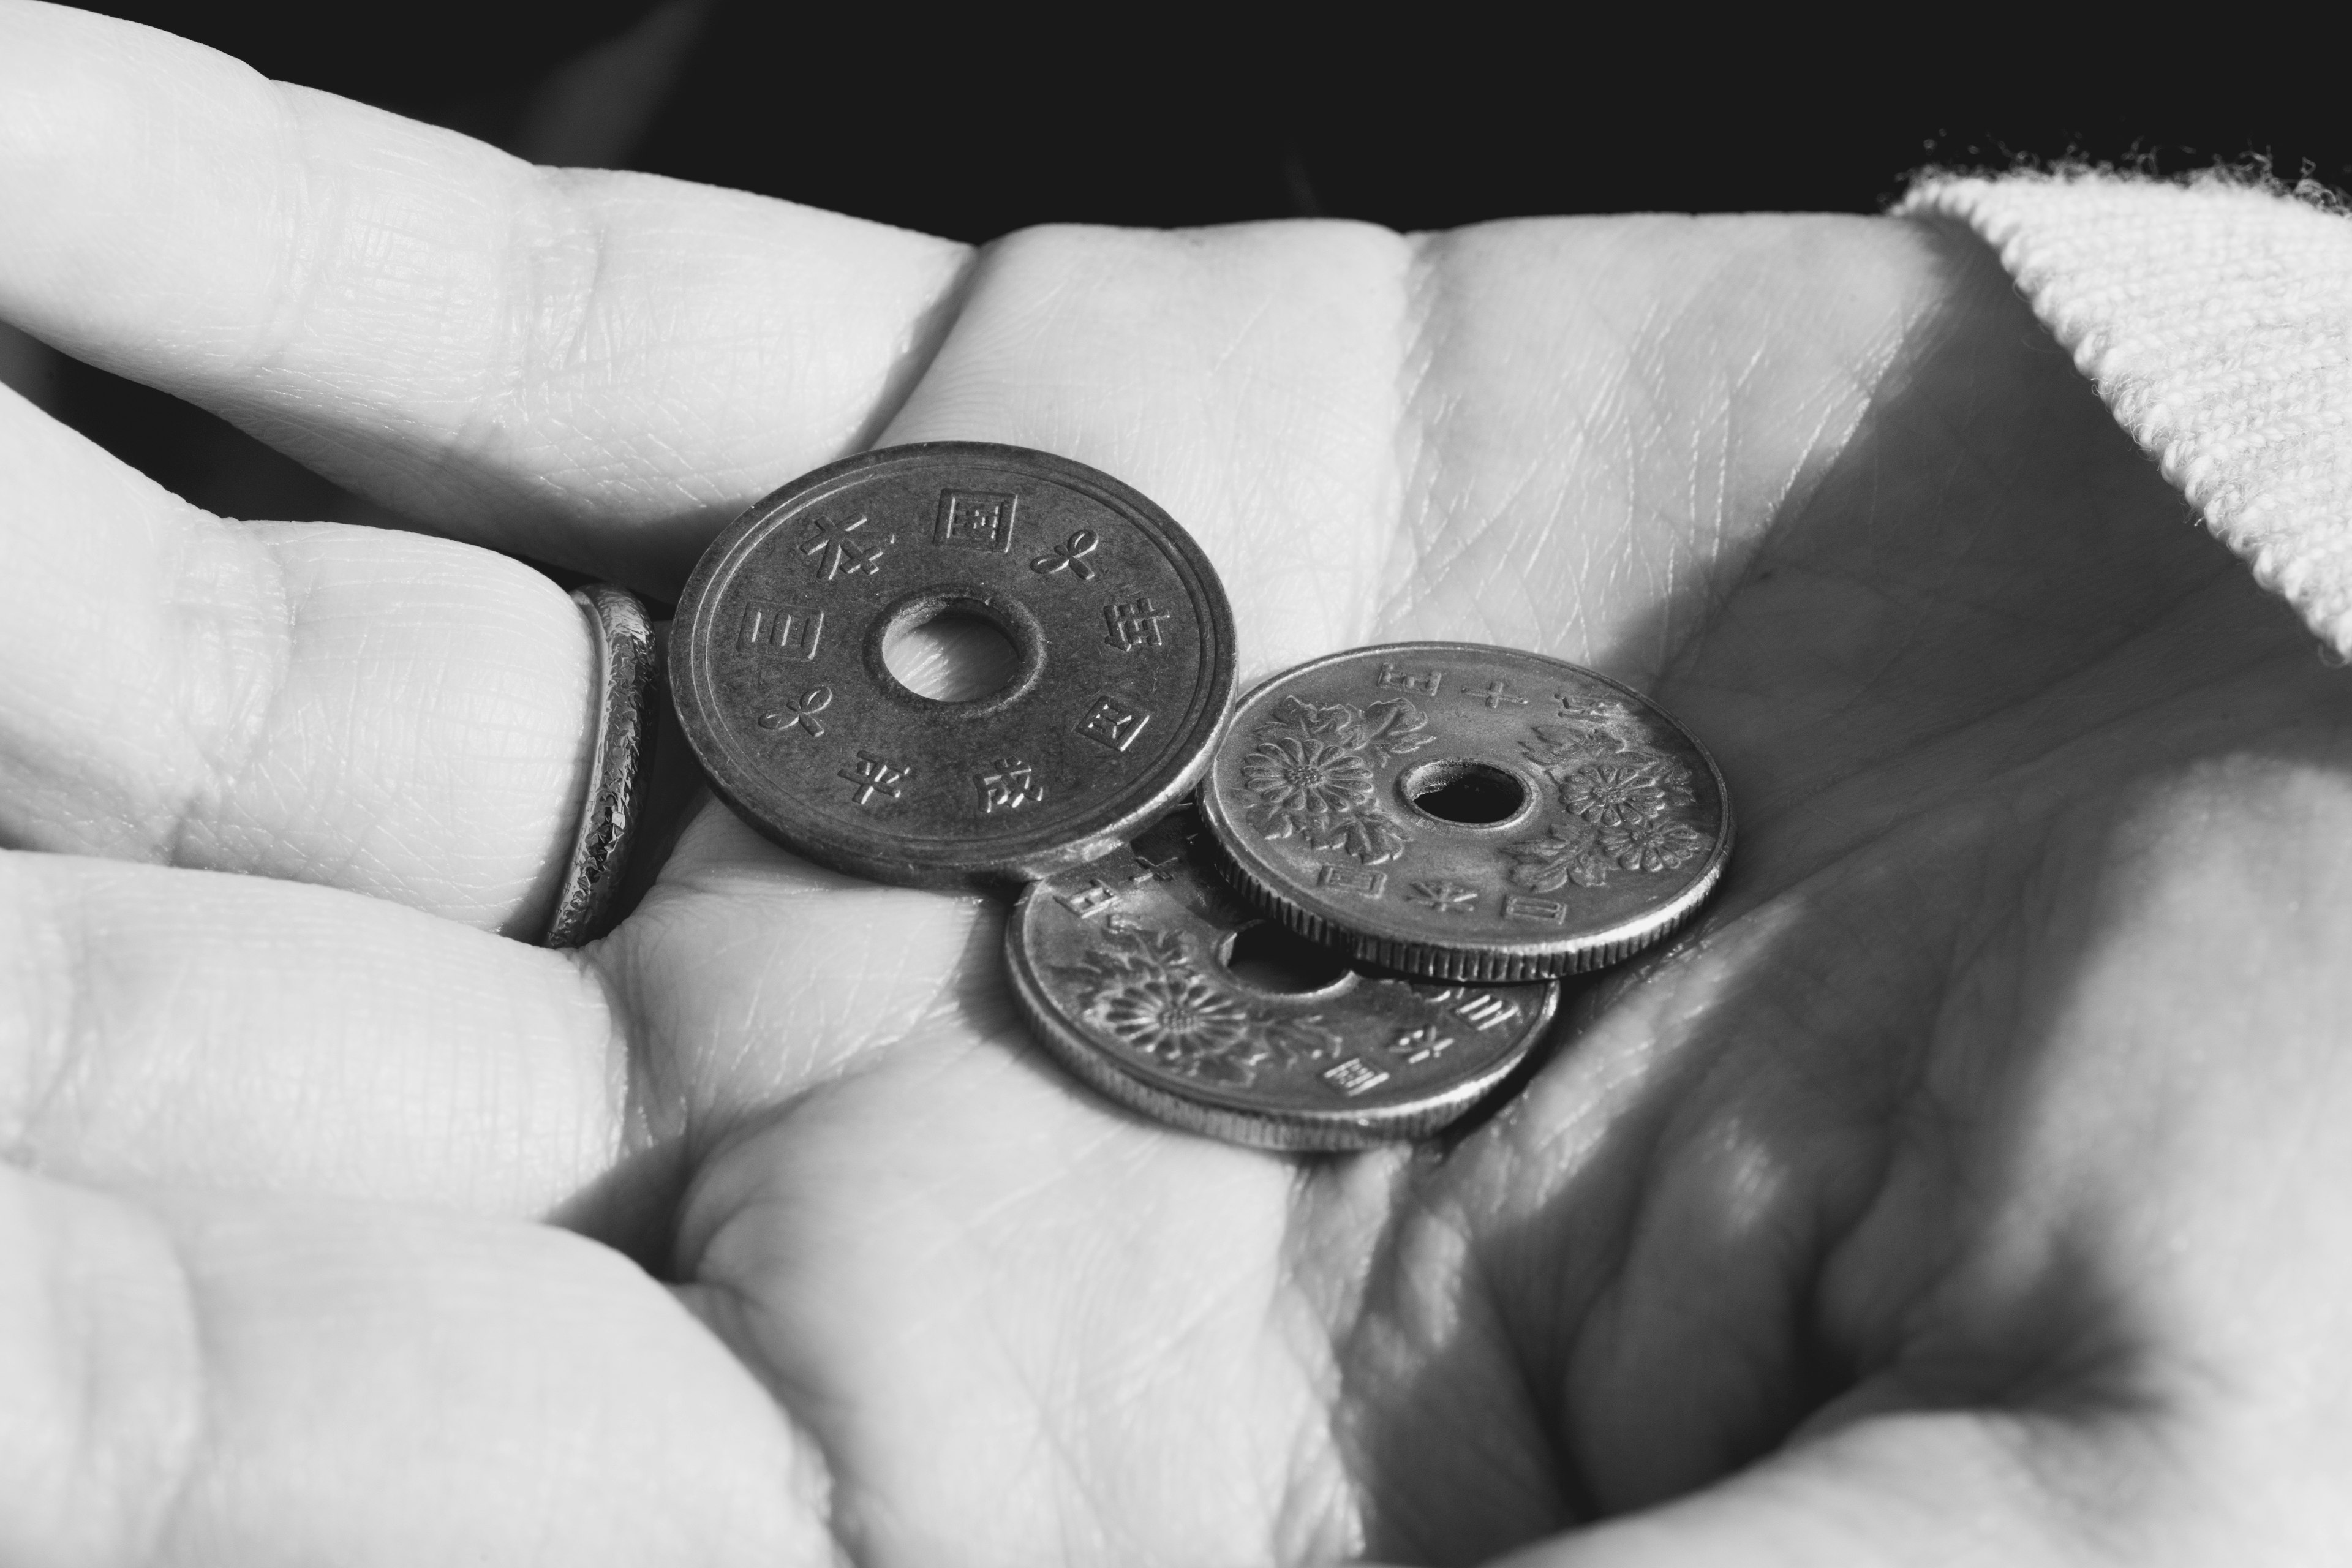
xmin=1903 ymin=173 xmax=2352 ymax=662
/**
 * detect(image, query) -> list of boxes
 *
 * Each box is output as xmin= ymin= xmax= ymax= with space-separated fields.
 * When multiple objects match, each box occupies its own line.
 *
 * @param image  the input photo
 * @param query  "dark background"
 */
xmin=19 ymin=1 xmax=2348 ymax=535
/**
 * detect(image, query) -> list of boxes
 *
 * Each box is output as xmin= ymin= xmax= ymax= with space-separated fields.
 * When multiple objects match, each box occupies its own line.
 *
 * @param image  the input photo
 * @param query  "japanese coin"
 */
xmin=1007 ymin=809 xmax=1561 ymax=1150
xmin=1199 ymin=643 xmax=1731 ymax=981
xmin=672 ymin=443 xmax=1237 ymax=888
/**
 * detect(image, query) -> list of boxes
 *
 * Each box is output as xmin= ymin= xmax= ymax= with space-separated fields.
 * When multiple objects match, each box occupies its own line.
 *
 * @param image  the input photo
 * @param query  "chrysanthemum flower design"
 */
xmin=1561 ymin=762 xmax=1668 ymax=826
xmin=1599 ymin=814 xmax=1707 ymax=872
xmin=1098 ymin=972 xmax=1265 ymax=1083
xmin=1241 ymin=736 xmax=1375 ymax=829
xmin=1506 ymin=823 xmax=1613 ymax=890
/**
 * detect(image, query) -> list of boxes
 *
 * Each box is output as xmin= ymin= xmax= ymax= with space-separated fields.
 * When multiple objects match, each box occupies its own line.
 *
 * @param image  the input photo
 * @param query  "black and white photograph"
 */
xmin=4 ymin=5 xmax=2351 ymax=1563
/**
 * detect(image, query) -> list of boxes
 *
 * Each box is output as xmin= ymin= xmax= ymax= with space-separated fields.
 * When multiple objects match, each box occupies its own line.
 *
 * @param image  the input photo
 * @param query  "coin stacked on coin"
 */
xmin=674 ymin=443 xmax=1731 ymax=1150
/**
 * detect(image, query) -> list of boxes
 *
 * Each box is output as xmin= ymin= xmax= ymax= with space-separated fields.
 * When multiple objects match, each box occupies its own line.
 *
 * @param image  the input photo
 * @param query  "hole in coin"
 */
xmin=880 ymin=605 xmax=1023 ymax=703
xmin=1401 ymin=760 xmax=1528 ymax=825
xmin=1218 ymin=921 xmax=1351 ymax=995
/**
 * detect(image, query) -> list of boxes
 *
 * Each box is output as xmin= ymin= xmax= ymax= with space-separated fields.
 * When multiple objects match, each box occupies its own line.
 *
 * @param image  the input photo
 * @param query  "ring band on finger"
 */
xmin=543 ymin=584 xmax=658 ymax=948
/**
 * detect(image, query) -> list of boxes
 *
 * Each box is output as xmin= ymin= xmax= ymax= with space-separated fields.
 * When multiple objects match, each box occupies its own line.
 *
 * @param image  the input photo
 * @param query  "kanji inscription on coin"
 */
xmin=840 ymin=750 xmax=910 ymax=806
xmin=1103 ymin=597 xmax=1172 ymax=652
xmin=1077 ymin=694 xmax=1152 ymax=752
xmin=801 ymin=514 xmax=890 ymax=579
xmin=936 ymin=489 xmax=1018 ymax=552
xmin=672 ymin=443 xmax=1235 ymax=888
xmin=976 ymin=757 xmax=1044 ymax=813
xmin=1199 ymin=643 xmax=1732 ymax=981
xmin=739 ymin=601 xmax=824 ymax=660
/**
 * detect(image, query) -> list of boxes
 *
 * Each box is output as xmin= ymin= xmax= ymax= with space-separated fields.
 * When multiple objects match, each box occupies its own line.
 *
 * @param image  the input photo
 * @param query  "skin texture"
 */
xmin=5 ymin=4 xmax=2352 ymax=1564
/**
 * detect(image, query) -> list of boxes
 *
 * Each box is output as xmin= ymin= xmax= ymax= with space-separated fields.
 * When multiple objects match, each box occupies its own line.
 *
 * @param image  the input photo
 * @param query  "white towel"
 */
xmin=1905 ymin=172 xmax=2352 ymax=662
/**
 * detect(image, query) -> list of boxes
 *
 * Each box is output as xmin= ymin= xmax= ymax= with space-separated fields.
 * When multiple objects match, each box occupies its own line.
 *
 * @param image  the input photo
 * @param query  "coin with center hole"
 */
xmin=1198 ymin=643 xmax=1732 ymax=981
xmin=1007 ymin=809 xmax=1561 ymax=1150
xmin=672 ymin=443 xmax=1237 ymax=888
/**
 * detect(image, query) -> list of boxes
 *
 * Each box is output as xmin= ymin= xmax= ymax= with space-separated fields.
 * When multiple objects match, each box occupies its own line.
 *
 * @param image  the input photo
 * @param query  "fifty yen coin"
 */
xmin=672 ymin=443 xmax=1237 ymax=888
xmin=1198 ymin=643 xmax=1731 ymax=981
xmin=1007 ymin=809 xmax=1561 ymax=1150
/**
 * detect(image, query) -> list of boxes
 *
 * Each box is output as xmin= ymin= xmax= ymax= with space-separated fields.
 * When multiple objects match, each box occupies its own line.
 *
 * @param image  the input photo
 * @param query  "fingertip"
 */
xmin=0 ymin=2 xmax=287 ymax=336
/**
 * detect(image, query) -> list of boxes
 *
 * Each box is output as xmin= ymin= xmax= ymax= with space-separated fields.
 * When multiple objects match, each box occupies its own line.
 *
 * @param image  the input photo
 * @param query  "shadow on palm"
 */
xmin=21 ymin=13 xmax=2351 ymax=1557
xmin=1343 ymin=229 xmax=2352 ymax=1562
xmin=596 ymin=221 xmax=2347 ymax=1566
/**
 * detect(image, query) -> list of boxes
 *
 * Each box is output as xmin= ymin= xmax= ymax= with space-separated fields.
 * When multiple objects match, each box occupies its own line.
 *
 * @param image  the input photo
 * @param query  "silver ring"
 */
xmin=543 ymin=584 xmax=658 ymax=948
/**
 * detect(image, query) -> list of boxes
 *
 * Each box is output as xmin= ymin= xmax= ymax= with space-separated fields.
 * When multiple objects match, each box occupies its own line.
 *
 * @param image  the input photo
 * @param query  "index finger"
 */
xmin=0 ymin=1 xmax=973 ymax=591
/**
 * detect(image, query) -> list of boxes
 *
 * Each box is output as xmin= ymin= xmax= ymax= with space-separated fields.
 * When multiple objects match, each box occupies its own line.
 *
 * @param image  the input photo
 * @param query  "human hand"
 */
xmin=6 ymin=6 xmax=2351 ymax=1565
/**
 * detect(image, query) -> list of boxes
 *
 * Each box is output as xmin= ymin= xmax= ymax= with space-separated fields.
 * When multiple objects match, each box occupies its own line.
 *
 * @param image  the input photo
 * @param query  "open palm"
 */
xmin=7 ymin=8 xmax=2351 ymax=1566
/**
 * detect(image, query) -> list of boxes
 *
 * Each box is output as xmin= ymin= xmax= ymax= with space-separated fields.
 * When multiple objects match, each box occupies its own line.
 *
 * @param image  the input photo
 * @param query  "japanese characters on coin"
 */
xmin=671 ymin=443 xmax=1237 ymax=888
xmin=1008 ymin=810 xmax=1562 ymax=1150
xmin=1197 ymin=643 xmax=1731 ymax=981
xmin=667 ymin=445 xmax=1735 ymax=1148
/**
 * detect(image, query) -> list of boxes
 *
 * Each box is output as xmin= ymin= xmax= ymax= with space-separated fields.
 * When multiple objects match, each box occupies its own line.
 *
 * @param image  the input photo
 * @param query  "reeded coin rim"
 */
xmin=1199 ymin=642 xmax=1734 ymax=981
xmin=671 ymin=442 xmax=1238 ymax=889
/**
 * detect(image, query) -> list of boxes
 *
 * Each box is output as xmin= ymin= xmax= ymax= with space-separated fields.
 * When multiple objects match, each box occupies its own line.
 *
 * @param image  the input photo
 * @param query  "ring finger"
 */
xmin=0 ymin=380 xmax=595 ymax=933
